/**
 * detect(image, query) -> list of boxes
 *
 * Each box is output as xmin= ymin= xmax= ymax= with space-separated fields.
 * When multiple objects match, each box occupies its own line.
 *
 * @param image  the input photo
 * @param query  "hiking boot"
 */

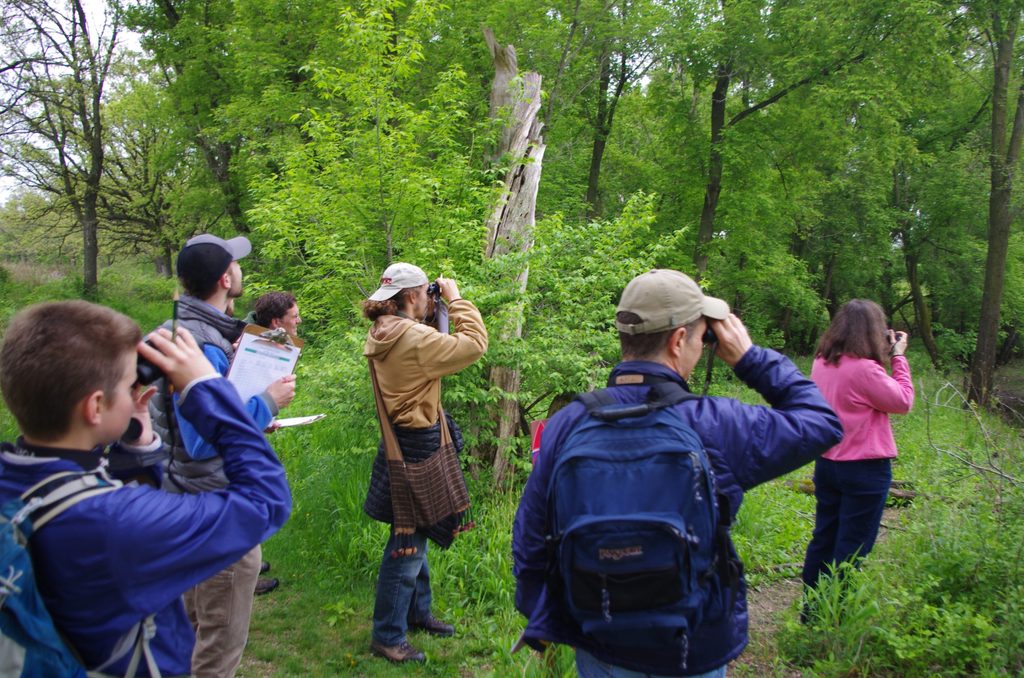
xmin=370 ymin=640 xmax=426 ymax=663
xmin=260 ymin=560 xmax=271 ymax=574
xmin=408 ymin=615 xmax=454 ymax=637
xmin=254 ymin=578 xmax=279 ymax=595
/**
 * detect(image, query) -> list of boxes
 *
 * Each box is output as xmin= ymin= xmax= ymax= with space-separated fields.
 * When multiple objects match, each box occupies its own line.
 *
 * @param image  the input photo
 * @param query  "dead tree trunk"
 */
xmin=482 ymin=27 xmax=545 ymax=487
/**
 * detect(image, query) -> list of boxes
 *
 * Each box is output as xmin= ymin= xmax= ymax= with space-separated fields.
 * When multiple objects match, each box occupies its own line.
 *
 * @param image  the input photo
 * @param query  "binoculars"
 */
xmin=136 ymin=341 xmax=163 ymax=386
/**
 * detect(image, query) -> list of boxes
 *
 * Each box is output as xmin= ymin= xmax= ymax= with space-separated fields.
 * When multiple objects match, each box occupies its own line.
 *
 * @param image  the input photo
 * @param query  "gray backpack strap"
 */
xmin=23 ymin=471 xmax=163 ymax=678
xmin=88 ymin=614 xmax=161 ymax=678
xmin=25 ymin=474 xmax=122 ymax=531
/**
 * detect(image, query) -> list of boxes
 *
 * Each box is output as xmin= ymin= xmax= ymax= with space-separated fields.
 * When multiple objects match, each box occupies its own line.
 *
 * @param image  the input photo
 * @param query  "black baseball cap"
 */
xmin=176 ymin=234 xmax=252 ymax=295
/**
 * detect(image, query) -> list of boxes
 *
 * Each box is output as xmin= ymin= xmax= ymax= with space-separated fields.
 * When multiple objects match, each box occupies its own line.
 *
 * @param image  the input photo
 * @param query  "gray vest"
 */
xmin=149 ymin=297 xmax=244 ymax=494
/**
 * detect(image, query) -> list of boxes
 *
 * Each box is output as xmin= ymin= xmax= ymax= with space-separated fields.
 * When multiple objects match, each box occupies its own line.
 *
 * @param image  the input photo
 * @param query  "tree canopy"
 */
xmin=2 ymin=0 xmax=1023 ymax=416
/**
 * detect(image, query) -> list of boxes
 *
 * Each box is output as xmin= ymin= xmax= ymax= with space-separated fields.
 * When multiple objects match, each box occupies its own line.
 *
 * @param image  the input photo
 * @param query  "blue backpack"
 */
xmin=547 ymin=377 xmax=724 ymax=667
xmin=0 ymin=470 xmax=161 ymax=678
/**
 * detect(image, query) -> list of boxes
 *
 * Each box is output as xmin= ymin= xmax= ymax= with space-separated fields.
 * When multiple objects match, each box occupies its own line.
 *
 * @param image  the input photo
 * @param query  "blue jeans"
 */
xmin=801 ymin=457 xmax=892 ymax=588
xmin=372 ymin=531 xmax=432 ymax=645
xmin=576 ymin=649 xmax=727 ymax=678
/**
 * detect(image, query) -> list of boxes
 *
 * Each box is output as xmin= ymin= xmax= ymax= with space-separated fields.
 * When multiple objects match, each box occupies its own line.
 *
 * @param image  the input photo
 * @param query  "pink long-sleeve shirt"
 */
xmin=811 ymin=354 xmax=914 ymax=462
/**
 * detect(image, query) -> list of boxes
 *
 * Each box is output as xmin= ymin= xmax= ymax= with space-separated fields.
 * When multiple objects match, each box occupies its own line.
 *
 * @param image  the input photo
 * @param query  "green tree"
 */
xmin=969 ymin=0 xmax=1024 ymax=406
xmin=0 ymin=0 xmax=125 ymax=298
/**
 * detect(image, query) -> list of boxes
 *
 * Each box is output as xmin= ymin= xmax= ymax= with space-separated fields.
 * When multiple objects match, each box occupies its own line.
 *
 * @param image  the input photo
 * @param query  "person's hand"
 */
xmin=710 ymin=314 xmax=754 ymax=367
xmin=890 ymin=330 xmax=909 ymax=356
xmin=264 ymin=420 xmax=282 ymax=434
xmin=435 ymin=277 xmax=461 ymax=303
xmin=126 ymin=384 xmax=158 ymax=444
xmin=139 ymin=327 xmax=217 ymax=392
xmin=266 ymin=374 xmax=296 ymax=409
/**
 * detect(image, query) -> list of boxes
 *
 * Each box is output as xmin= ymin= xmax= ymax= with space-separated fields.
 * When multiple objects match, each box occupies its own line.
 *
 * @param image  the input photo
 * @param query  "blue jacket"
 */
xmin=512 ymin=347 xmax=842 ymax=675
xmin=0 ymin=377 xmax=292 ymax=677
xmin=176 ymin=328 xmax=276 ymax=462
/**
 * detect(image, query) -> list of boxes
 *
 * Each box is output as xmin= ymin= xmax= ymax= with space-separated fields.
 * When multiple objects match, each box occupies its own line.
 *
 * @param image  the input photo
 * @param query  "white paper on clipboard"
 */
xmin=226 ymin=325 xmax=303 ymax=403
xmin=274 ymin=414 xmax=326 ymax=428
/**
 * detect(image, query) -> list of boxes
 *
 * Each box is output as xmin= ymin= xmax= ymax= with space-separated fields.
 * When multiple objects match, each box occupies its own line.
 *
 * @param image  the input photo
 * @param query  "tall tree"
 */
xmin=969 ymin=2 xmax=1024 ymax=406
xmin=0 ymin=0 xmax=122 ymax=297
xmin=689 ymin=0 xmax=881 ymax=279
xmin=583 ymin=0 xmax=662 ymax=218
xmin=100 ymin=61 xmax=204 ymax=274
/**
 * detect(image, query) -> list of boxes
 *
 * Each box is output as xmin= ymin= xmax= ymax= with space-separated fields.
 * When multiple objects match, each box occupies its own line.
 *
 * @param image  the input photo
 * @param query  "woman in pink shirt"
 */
xmin=801 ymin=300 xmax=914 ymax=594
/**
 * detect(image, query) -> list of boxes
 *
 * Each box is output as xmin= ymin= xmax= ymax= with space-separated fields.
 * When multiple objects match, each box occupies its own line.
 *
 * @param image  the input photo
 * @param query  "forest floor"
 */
xmin=729 ymin=577 xmax=803 ymax=677
xmin=994 ymin=361 xmax=1024 ymax=425
xmin=729 ymin=504 xmax=904 ymax=677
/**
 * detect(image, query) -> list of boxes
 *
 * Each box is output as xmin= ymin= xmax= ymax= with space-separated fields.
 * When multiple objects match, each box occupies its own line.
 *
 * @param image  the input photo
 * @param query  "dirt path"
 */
xmin=728 ymin=577 xmax=803 ymax=677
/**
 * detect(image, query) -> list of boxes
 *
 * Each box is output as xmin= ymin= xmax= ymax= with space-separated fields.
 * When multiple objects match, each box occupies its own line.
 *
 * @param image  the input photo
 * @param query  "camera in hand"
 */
xmin=703 ymin=326 xmax=717 ymax=344
xmin=427 ymin=282 xmax=440 ymax=298
xmin=135 ymin=340 xmax=163 ymax=386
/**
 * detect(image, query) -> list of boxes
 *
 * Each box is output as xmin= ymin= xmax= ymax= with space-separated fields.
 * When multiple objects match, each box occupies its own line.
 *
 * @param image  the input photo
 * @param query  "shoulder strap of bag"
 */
xmin=88 ymin=613 xmax=161 ymax=678
xmin=21 ymin=472 xmax=164 ymax=678
xmin=580 ymin=378 xmax=699 ymax=422
xmin=368 ymin=360 xmax=404 ymax=463
xmin=21 ymin=470 xmax=122 ymax=532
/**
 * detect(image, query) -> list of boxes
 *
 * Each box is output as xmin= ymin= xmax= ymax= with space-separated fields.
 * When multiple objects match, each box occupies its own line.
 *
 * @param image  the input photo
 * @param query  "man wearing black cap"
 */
xmin=512 ymin=269 xmax=842 ymax=677
xmin=150 ymin=233 xmax=296 ymax=678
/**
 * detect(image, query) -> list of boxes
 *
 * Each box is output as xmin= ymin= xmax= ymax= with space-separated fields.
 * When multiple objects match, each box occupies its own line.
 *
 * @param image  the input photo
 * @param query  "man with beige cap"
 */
xmin=513 ymin=269 xmax=842 ymax=677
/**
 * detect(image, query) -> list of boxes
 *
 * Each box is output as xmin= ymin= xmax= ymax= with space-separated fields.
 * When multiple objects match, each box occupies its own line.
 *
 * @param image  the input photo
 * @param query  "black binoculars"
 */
xmin=136 ymin=341 xmax=163 ymax=386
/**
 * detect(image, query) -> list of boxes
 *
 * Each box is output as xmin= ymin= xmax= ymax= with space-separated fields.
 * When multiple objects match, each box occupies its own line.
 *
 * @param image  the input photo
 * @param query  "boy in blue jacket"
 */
xmin=512 ymin=270 xmax=842 ymax=677
xmin=0 ymin=300 xmax=291 ymax=676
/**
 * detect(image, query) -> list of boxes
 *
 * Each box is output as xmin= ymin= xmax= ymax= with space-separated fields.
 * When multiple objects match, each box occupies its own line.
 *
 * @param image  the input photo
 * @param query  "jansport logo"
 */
xmin=598 ymin=546 xmax=643 ymax=561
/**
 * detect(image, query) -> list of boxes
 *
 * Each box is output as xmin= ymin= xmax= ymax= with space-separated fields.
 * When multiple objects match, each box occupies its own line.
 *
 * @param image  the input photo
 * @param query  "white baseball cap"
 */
xmin=368 ymin=263 xmax=429 ymax=301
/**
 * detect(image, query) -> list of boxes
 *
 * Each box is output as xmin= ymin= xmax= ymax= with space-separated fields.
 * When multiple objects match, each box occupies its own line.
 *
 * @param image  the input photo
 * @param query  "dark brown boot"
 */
xmin=254 ymin=578 xmax=279 ymax=595
xmin=370 ymin=639 xmax=426 ymax=663
xmin=408 ymin=615 xmax=455 ymax=637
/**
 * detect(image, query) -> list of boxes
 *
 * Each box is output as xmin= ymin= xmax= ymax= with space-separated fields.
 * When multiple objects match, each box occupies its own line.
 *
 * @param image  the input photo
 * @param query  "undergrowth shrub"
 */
xmin=778 ymin=369 xmax=1024 ymax=677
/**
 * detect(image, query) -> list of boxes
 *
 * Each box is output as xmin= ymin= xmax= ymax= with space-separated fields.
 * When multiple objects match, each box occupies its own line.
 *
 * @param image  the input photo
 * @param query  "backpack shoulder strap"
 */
xmin=646 ymin=381 xmax=699 ymax=410
xmin=577 ymin=380 xmax=700 ymax=422
xmin=21 ymin=471 xmax=122 ymax=532
xmin=577 ymin=389 xmax=617 ymax=413
xmin=17 ymin=472 xmax=162 ymax=678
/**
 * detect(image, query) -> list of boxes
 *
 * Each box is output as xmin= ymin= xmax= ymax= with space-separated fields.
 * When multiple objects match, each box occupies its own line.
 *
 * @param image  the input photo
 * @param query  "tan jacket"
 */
xmin=364 ymin=299 xmax=488 ymax=428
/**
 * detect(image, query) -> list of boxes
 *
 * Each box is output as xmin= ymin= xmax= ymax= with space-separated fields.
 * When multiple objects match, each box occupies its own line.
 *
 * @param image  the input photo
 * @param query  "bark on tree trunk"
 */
xmin=970 ymin=184 xmax=1015 ymax=404
xmin=905 ymin=252 xmax=940 ymax=367
xmin=695 ymin=63 xmax=730 ymax=280
xmin=155 ymin=249 xmax=173 ymax=277
xmin=585 ymin=51 xmax=611 ymax=219
xmin=969 ymin=15 xmax=1024 ymax=406
xmin=482 ymin=27 xmax=545 ymax=487
xmin=82 ymin=197 xmax=100 ymax=299
xmin=998 ymin=323 xmax=1020 ymax=365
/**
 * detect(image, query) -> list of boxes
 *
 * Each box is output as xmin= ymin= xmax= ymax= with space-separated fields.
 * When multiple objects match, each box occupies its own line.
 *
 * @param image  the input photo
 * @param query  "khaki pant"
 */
xmin=184 ymin=545 xmax=262 ymax=678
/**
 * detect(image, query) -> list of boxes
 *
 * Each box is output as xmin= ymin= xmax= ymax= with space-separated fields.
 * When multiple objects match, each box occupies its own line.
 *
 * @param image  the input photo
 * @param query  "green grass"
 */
xmin=3 ymin=262 xmax=1023 ymax=676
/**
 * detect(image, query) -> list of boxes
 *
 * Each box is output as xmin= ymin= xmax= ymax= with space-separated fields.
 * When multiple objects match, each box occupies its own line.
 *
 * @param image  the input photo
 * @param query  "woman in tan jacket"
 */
xmin=362 ymin=262 xmax=488 ymax=664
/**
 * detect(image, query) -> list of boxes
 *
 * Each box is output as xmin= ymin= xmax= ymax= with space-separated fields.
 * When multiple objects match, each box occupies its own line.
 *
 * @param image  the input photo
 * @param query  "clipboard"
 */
xmin=226 ymin=324 xmax=304 ymax=403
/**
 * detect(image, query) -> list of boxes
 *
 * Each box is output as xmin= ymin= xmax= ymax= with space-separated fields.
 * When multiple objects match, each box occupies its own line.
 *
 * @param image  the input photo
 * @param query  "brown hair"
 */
xmin=618 ymin=312 xmax=702 ymax=361
xmin=0 ymin=301 xmax=141 ymax=440
xmin=253 ymin=291 xmax=297 ymax=327
xmin=362 ymin=288 xmax=415 ymax=321
xmin=816 ymin=299 xmax=890 ymax=367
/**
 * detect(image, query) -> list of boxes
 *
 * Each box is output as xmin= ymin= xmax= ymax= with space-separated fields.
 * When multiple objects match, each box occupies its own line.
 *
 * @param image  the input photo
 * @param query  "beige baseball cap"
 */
xmin=368 ymin=262 xmax=429 ymax=301
xmin=616 ymin=269 xmax=730 ymax=335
